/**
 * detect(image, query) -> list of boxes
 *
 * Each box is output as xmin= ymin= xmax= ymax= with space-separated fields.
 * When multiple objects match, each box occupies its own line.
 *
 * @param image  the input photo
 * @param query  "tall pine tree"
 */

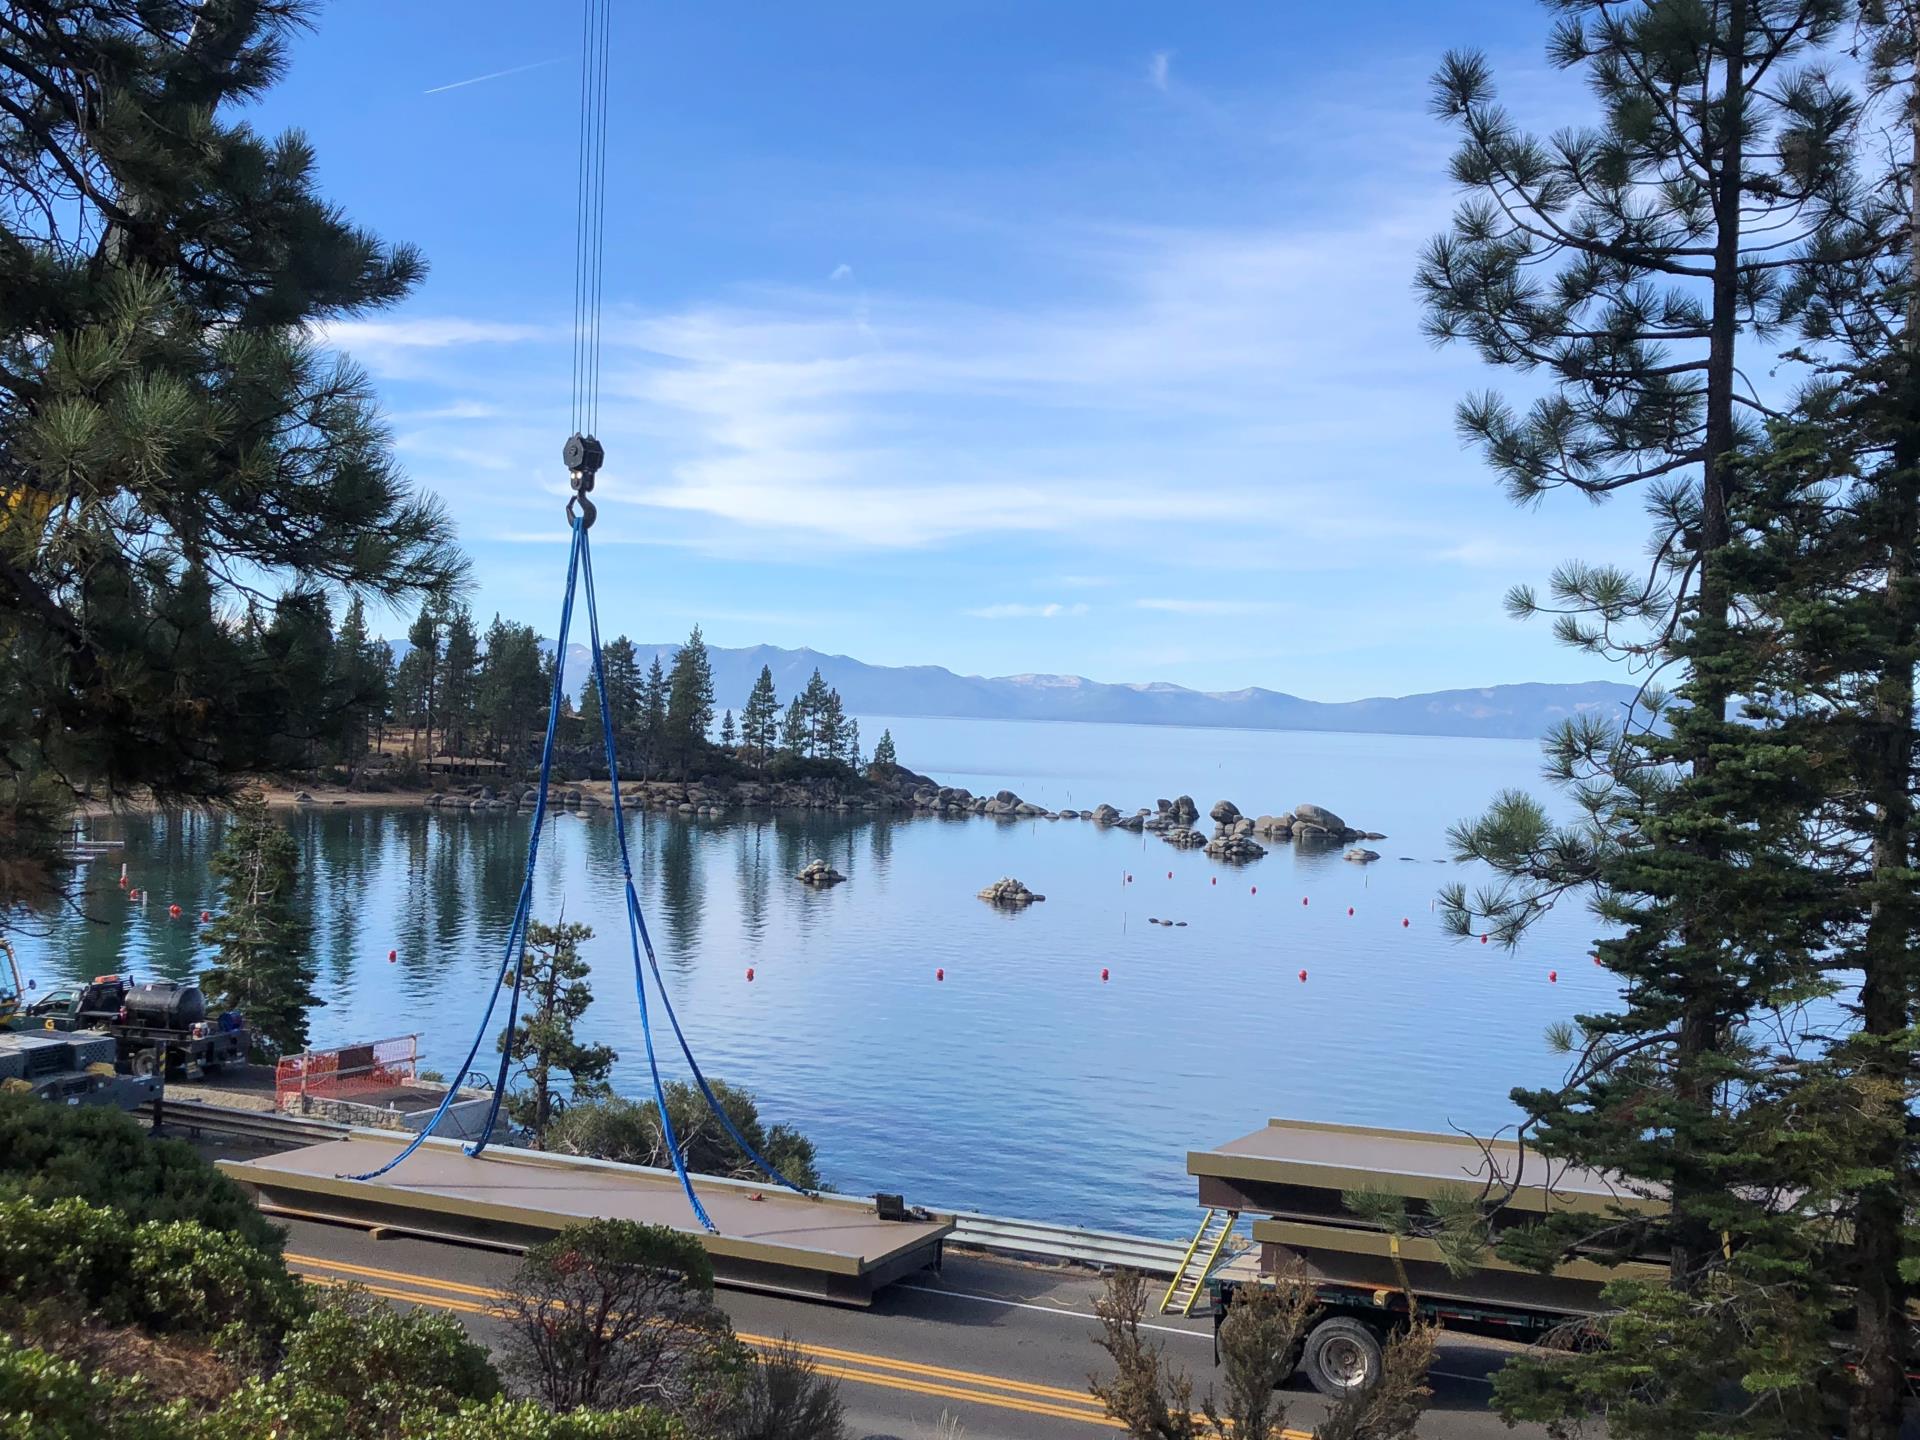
xmin=741 ymin=665 xmax=779 ymax=770
xmin=202 ymin=792 xmax=319 ymax=1060
xmin=664 ymin=626 xmax=715 ymax=775
xmin=0 ymin=1 xmax=458 ymax=908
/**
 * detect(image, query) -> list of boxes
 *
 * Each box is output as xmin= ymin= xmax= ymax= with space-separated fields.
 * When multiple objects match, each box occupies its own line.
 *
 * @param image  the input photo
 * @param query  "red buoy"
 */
xmin=199 ymin=910 xmax=211 ymax=923
xmin=746 ymin=967 xmax=755 ymax=982
xmin=168 ymin=903 xmax=181 ymax=919
xmin=1101 ymin=967 xmax=1110 ymax=982
xmin=1125 ymin=874 xmax=1132 ymax=884
xmin=1210 ymin=876 xmax=1216 ymax=886
xmin=1167 ymin=870 xmax=1173 ymax=879
xmin=387 ymin=948 xmax=397 ymax=963
xmin=1250 ymin=885 xmax=1257 ymax=895
xmin=1298 ymin=969 xmax=1308 ymax=982
xmin=936 ymin=968 xmax=945 ymax=982
xmin=1301 ymin=896 xmax=1308 ymax=906
xmin=1402 ymin=918 xmax=1410 ymax=927
xmin=1549 ymin=970 xmax=1558 ymax=983
xmin=1347 ymin=906 xmax=1354 ymax=916
xmin=127 ymin=889 xmax=138 ymax=901
xmin=1592 ymin=955 xmax=1602 ymax=966
xmin=1481 ymin=934 xmax=1489 ymax=944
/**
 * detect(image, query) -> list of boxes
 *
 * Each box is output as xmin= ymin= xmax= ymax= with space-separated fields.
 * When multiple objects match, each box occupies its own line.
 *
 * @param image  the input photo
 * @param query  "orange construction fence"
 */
xmin=276 ymin=1035 xmax=419 ymax=1103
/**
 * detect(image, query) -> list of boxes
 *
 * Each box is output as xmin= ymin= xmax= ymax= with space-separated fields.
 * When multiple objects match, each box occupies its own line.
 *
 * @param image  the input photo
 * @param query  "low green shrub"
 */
xmin=0 ymin=1094 xmax=281 ymax=1253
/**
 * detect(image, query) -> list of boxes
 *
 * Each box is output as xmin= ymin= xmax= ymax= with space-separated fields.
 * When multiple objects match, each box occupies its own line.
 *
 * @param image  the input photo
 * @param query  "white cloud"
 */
xmin=829 ymin=263 xmax=853 ymax=281
xmin=1134 ymin=597 xmax=1286 ymax=616
xmin=965 ymin=602 xmax=1090 ymax=619
xmin=318 ymin=318 xmax=551 ymax=350
xmin=1148 ymin=51 xmax=1171 ymax=92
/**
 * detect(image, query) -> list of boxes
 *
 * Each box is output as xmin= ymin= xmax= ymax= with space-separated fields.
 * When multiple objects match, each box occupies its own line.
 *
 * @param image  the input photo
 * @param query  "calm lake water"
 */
xmin=10 ymin=717 xmax=1613 ymax=1237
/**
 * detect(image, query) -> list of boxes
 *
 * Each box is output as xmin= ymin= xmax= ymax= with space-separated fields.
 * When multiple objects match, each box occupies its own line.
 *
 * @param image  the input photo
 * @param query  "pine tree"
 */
xmin=201 ymin=792 xmax=319 ymax=1060
xmin=438 ymin=603 xmax=481 ymax=758
xmin=478 ymin=617 xmax=545 ymax=767
xmin=719 ymin=709 xmax=736 ymax=749
xmin=576 ymin=673 xmax=602 ymax=755
xmin=778 ymin=697 xmax=807 ymax=758
xmin=259 ymin=589 xmax=337 ymax=770
xmin=840 ymin=717 xmax=860 ymax=770
xmin=741 ymin=666 xmax=779 ymax=770
xmin=638 ymin=656 xmax=668 ymax=777
xmin=499 ymin=919 xmax=617 ymax=1150
xmin=664 ymin=625 xmax=715 ymax=776
xmin=871 ymin=728 xmax=898 ymax=774
xmin=396 ymin=602 xmax=443 ymax=761
xmin=1416 ymin=8 xmax=1920 ymax=1433
xmin=1423 ymin=0 xmax=1887 ymax=1312
xmin=332 ymin=595 xmax=379 ymax=765
xmin=0 ymin=2 xmax=458 ymax=908
xmin=599 ymin=636 xmax=642 ymax=770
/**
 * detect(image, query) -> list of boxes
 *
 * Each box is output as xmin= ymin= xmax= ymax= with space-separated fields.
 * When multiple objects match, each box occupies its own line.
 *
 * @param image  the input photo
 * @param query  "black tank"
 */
xmin=122 ymin=980 xmax=206 ymax=1029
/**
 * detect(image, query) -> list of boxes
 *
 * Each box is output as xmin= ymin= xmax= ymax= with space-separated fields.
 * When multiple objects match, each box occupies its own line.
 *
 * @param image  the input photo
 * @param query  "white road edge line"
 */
xmin=896 ymin=1283 xmax=1208 ymax=1339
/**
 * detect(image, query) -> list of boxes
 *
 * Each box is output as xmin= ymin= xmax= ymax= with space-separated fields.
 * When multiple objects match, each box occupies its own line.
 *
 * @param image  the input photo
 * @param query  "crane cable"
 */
xmin=346 ymin=1 xmax=812 ymax=1226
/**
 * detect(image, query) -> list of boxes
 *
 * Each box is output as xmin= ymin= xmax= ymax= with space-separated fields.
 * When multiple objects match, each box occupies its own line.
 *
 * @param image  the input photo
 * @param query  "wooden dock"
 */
xmin=219 ymin=1132 xmax=952 ymax=1306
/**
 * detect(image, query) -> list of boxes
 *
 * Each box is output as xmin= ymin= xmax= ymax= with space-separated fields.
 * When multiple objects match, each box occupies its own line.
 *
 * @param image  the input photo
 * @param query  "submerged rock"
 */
xmin=1344 ymin=847 xmax=1381 ymax=863
xmin=1164 ymin=827 xmax=1207 ymax=849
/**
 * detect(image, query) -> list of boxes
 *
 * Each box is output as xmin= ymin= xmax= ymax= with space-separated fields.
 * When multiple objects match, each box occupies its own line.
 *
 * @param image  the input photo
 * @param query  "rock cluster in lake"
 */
xmin=796 ymin=859 xmax=846 ymax=887
xmin=978 ymin=876 xmax=1045 ymax=906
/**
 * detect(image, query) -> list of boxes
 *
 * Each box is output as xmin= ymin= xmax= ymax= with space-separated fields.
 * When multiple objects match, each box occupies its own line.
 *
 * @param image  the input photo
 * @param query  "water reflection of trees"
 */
xmin=734 ymin=821 xmax=770 ymax=943
xmin=655 ymin=817 xmax=702 ymax=965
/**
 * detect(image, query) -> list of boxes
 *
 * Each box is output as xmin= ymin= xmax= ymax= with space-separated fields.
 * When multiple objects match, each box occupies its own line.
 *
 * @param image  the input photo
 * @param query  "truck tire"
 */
xmin=130 ymin=1048 xmax=159 ymax=1079
xmin=1302 ymin=1316 xmax=1383 ymax=1398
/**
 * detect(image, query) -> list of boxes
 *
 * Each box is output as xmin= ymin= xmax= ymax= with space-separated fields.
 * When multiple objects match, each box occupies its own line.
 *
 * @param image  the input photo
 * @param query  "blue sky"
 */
xmin=257 ymin=2 xmax=1653 ymax=700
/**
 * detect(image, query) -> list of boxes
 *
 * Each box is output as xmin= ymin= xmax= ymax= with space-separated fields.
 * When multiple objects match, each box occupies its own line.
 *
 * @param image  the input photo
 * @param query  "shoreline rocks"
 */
xmin=978 ymin=876 xmax=1045 ymax=906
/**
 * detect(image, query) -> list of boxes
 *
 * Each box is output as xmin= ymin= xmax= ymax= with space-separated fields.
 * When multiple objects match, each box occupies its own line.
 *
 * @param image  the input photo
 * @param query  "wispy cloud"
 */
xmin=1147 ymin=51 xmax=1172 ymax=92
xmin=829 ymin=263 xmax=854 ymax=281
xmin=965 ymin=602 xmax=1090 ymax=620
xmin=1134 ymin=598 xmax=1286 ymax=616
xmin=423 ymin=59 xmax=564 ymax=96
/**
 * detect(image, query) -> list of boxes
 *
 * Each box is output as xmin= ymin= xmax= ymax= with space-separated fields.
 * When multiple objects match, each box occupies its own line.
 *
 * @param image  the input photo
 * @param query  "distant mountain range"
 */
xmin=471 ymin=641 xmax=1631 ymax=742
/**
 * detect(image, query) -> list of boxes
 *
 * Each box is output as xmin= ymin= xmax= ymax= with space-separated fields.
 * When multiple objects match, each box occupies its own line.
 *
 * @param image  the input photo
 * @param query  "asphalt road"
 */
xmin=277 ymin=1215 xmax=1561 ymax=1440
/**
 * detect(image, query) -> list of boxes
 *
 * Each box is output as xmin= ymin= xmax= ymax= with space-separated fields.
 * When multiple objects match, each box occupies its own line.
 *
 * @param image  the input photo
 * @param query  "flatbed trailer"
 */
xmin=1184 ymin=1118 xmax=1666 ymax=1398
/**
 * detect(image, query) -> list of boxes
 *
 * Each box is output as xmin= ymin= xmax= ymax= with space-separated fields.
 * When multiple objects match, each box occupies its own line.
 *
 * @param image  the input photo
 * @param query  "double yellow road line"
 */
xmin=287 ymin=1251 xmax=1131 ymax=1431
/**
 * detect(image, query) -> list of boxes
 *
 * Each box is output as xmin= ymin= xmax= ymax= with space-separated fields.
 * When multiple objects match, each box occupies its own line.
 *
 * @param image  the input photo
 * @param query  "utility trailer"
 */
xmin=1179 ymin=1118 xmax=1666 ymax=1398
xmin=25 ymin=976 xmax=250 ymax=1079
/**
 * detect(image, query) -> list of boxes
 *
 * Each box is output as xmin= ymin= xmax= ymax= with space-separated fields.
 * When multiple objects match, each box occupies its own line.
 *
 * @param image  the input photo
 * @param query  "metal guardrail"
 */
xmin=149 ymin=1100 xmax=1200 ymax=1276
xmin=143 ymin=1100 xmax=348 ymax=1147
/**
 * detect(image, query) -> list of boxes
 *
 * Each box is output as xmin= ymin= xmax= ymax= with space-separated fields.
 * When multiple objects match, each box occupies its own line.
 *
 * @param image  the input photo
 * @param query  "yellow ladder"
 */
xmin=1160 ymin=1207 xmax=1238 ymax=1315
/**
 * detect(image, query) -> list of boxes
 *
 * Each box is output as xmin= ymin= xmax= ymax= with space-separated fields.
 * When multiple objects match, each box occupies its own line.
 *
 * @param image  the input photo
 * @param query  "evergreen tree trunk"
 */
xmin=1660 ymin=0 xmax=1749 ymax=1296
xmin=1850 ymin=31 xmax=1920 ymax=1430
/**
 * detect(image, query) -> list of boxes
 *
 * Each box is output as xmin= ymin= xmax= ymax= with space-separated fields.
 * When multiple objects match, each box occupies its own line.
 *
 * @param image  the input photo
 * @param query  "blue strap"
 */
xmin=339 ymin=520 xmax=586 ymax=1181
xmin=572 ymin=529 xmax=806 ymax=1221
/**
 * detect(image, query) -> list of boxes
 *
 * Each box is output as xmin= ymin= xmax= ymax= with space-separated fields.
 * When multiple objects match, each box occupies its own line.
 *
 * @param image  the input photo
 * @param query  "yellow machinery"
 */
xmin=0 ymin=939 xmax=22 ymax=1026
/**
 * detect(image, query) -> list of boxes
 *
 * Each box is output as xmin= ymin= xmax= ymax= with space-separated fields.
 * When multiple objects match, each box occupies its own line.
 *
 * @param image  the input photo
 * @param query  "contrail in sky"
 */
xmin=423 ymin=58 xmax=563 ymax=95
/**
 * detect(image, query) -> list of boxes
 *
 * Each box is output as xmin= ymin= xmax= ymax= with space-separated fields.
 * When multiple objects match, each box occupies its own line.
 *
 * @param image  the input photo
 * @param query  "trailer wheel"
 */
xmin=130 ymin=1049 xmax=159 ymax=1079
xmin=1302 ymin=1317 xmax=1383 ymax=1398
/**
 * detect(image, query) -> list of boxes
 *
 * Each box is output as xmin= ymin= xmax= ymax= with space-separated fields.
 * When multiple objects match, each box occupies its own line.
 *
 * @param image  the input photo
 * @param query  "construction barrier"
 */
xmin=276 ymin=1035 xmax=419 ymax=1104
